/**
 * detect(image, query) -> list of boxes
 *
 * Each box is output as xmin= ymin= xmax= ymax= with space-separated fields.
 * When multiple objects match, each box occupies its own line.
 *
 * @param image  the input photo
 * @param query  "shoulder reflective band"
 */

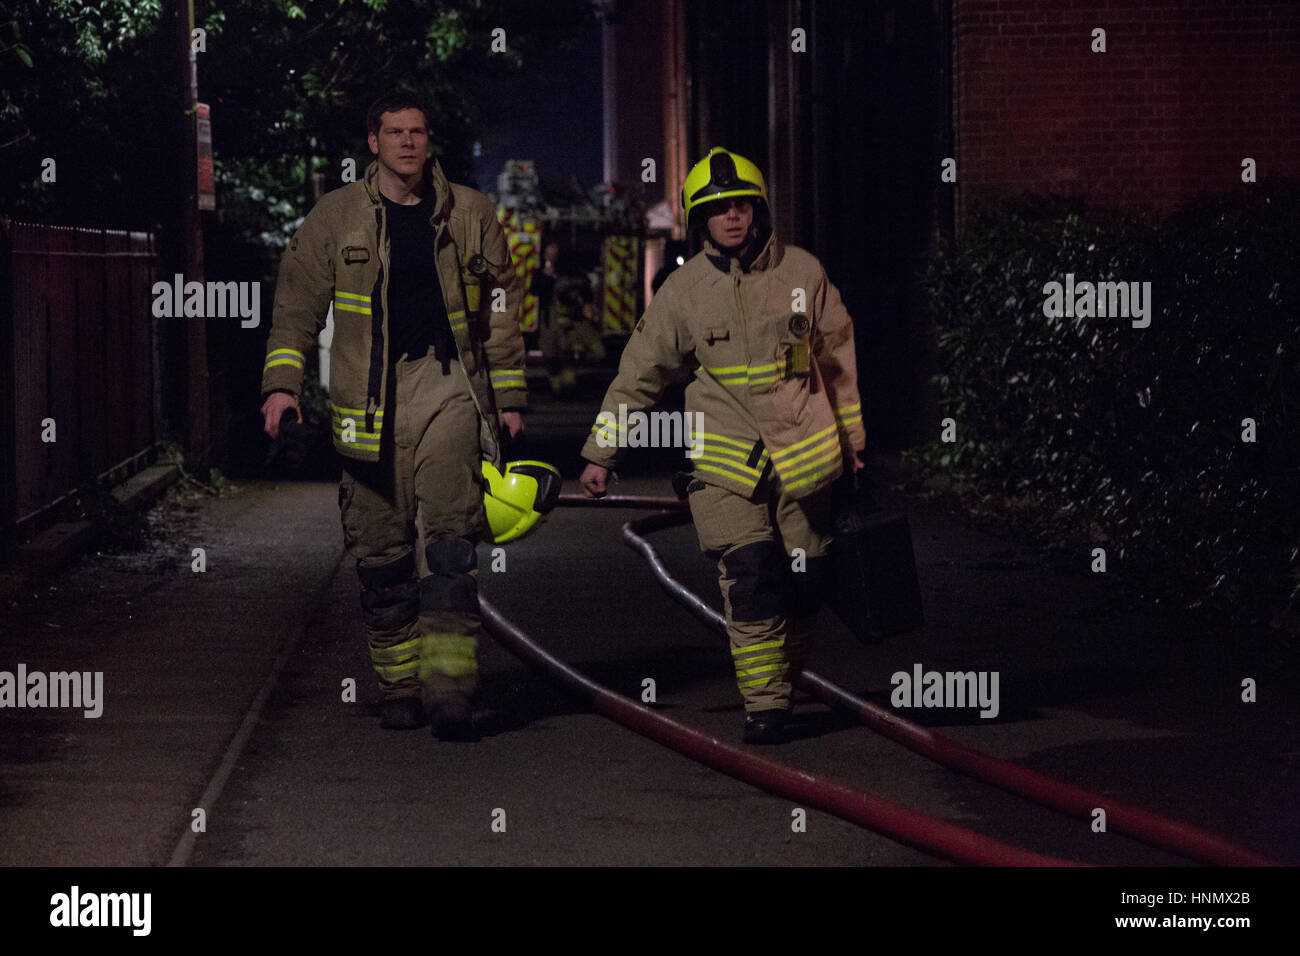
xmin=265 ymin=347 xmax=305 ymax=371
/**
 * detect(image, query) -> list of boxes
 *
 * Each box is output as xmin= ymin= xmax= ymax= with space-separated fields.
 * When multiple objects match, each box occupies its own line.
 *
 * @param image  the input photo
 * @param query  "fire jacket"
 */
xmin=580 ymin=230 xmax=865 ymax=500
xmin=260 ymin=159 xmax=527 ymax=466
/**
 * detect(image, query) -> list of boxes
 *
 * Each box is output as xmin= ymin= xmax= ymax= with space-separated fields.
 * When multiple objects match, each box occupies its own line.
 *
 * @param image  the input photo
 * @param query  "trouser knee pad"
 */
xmin=721 ymin=540 xmax=786 ymax=622
xmin=421 ymin=534 xmax=479 ymax=615
xmin=356 ymin=551 xmax=418 ymax=631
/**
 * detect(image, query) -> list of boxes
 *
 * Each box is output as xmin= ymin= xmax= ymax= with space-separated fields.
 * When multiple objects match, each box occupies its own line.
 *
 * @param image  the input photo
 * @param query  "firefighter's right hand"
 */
xmin=261 ymin=392 xmax=300 ymax=440
xmin=580 ymin=463 xmax=609 ymax=499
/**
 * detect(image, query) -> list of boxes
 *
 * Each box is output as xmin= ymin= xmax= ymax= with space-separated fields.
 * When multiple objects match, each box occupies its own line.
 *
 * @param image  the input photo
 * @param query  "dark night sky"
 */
xmin=467 ymin=15 xmax=604 ymax=195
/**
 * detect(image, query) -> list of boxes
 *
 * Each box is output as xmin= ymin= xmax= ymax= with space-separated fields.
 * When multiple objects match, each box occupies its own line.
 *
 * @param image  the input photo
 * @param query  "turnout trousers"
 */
xmin=687 ymin=471 xmax=834 ymax=713
xmin=338 ymin=349 xmax=488 ymax=706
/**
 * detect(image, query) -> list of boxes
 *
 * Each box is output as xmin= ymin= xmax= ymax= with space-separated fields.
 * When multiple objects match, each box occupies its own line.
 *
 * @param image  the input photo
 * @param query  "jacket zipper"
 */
xmin=366 ymin=204 xmax=386 ymax=433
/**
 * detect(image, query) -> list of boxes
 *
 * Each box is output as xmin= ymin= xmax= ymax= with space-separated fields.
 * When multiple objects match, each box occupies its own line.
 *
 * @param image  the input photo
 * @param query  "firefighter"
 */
xmin=578 ymin=147 xmax=865 ymax=745
xmin=260 ymin=91 xmax=528 ymax=741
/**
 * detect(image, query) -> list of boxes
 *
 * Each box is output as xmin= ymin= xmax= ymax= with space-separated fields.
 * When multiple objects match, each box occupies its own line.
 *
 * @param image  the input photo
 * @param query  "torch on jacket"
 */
xmin=260 ymin=159 xmax=528 ymax=467
xmin=580 ymin=230 xmax=865 ymax=499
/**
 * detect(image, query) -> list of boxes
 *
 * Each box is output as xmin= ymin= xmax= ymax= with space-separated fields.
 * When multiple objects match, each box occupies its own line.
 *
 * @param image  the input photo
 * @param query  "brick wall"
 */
xmin=952 ymin=0 xmax=1300 ymax=217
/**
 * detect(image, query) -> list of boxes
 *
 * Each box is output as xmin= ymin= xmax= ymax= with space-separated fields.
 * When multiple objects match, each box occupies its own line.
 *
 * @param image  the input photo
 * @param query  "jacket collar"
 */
xmin=363 ymin=157 xmax=452 ymax=220
xmin=703 ymin=224 xmax=781 ymax=275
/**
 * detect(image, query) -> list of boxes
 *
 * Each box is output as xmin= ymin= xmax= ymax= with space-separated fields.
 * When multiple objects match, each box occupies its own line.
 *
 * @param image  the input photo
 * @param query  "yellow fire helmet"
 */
xmin=681 ymin=147 xmax=768 ymax=219
xmin=482 ymin=459 xmax=563 ymax=544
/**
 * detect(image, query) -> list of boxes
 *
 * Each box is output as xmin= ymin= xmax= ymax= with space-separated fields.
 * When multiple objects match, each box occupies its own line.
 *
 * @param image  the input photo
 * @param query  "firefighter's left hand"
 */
xmin=848 ymin=452 xmax=866 ymax=473
xmin=500 ymin=411 xmax=525 ymax=438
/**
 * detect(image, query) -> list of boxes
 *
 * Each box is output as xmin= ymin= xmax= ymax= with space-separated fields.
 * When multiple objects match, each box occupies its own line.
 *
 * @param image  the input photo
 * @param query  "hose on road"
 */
xmin=481 ymin=595 xmax=1076 ymax=866
xmin=604 ymin=497 xmax=1277 ymax=867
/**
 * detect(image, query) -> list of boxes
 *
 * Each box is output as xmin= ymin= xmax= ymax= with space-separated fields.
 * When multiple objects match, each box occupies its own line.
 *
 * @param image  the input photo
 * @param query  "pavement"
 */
xmin=1 ymin=381 xmax=1296 ymax=866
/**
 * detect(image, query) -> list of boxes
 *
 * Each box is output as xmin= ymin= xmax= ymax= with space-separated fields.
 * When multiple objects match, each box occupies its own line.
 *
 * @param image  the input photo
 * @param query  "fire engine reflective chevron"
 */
xmin=580 ymin=228 xmax=864 ymax=501
xmin=500 ymin=208 xmax=540 ymax=333
xmin=261 ymin=158 xmax=528 ymax=466
xmin=602 ymin=236 xmax=639 ymax=335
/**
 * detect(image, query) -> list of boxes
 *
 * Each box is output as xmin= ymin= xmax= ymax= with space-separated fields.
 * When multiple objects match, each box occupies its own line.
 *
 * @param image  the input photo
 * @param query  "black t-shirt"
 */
xmin=382 ymin=193 xmax=457 ymax=364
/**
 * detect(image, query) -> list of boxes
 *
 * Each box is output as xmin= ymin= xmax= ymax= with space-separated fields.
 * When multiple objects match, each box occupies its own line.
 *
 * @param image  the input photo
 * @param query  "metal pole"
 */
xmin=176 ymin=0 xmax=209 ymax=465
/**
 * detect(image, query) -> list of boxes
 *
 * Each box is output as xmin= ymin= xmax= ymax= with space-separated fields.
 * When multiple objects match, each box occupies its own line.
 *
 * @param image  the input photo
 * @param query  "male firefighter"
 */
xmin=260 ymin=92 xmax=528 ymax=741
xmin=578 ymin=148 xmax=865 ymax=745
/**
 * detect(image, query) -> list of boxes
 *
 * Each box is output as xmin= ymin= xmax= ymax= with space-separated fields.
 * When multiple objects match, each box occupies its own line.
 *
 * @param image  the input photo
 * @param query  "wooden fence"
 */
xmin=0 ymin=220 xmax=161 ymax=535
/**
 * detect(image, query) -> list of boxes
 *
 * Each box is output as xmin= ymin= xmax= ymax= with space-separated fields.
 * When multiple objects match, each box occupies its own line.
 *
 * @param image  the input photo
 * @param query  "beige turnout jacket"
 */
xmin=261 ymin=159 xmax=527 ymax=467
xmin=580 ymin=230 xmax=864 ymax=499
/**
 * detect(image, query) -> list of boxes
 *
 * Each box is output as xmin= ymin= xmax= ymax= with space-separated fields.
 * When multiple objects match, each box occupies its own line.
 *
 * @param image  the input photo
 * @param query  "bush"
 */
xmin=909 ymin=185 xmax=1300 ymax=630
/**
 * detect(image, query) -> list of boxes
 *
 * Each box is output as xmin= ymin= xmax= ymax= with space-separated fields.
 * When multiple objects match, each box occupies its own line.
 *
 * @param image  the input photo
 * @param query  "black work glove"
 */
xmin=265 ymin=406 xmax=310 ymax=470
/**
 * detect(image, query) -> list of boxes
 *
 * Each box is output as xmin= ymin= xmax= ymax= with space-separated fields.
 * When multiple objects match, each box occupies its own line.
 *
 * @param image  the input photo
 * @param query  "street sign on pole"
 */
xmin=196 ymin=102 xmax=214 ymax=211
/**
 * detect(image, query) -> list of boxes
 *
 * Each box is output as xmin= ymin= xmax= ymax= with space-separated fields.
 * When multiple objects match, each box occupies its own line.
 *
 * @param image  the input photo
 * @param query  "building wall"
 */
xmin=953 ymin=0 xmax=1300 ymax=217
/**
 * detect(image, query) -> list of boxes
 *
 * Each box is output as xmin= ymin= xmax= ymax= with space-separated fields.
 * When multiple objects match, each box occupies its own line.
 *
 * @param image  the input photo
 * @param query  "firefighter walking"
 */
xmin=579 ymin=147 xmax=865 ymax=744
xmin=260 ymin=92 xmax=528 ymax=741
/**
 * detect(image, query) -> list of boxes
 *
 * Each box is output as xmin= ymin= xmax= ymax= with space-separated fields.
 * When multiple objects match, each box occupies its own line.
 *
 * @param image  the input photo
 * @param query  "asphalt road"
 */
xmin=1 ymin=386 xmax=1295 ymax=867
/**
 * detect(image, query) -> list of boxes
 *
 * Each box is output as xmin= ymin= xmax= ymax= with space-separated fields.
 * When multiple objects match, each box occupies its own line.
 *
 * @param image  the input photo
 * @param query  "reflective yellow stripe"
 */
xmin=735 ymin=652 xmax=785 ymax=669
xmin=739 ymin=670 xmax=787 ymax=688
xmin=705 ymin=361 xmax=783 ymax=386
xmin=331 ymin=404 xmax=384 ymax=420
xmin=696 ymin=432 xmax=754 ymax=452
xmin=835 ymin=402 xmax=863 ymax=427
xmin=776 ymin=434 xmax=840 ymax=470
xmin=770 ymin=423 xmax=838 ymax=462
xmin=780 ymin=448 xmax=841 ymax=484
xmin=330 ymin=412 xmax=382 ymax=432
xmin=783 ymin=463 xmax=839 ymax=492
xmin=695 ymin=443 xmax=753 ymax=463
xmin=335 ymin=291 xmax=371 ymax=304
xmin=374 ymin=660 xmax=419 ymax=681
xmin=732 ymin=640 xmax=785 ymax=656
xmin=695 ymin=461 xmax=760 ymax=486
xmin=265 ymin=357 xmax=302 ymax=370
xmin=371 ymin=639 xmax=421 ymax=664
xmin=418 ymin=633 xmax=478 ymax=680
xmin=736 ymin=662 xmax=786 ymax=679
xmin=695 ymin=454 xmax=760 ymax=479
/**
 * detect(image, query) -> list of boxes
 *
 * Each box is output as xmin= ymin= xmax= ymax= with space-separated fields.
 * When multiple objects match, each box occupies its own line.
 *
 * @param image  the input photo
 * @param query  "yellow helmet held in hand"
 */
xmin=482 ymin=460 xmax=563 ymax=544
xmin=681 ymin=147 xmax=768 ymax=219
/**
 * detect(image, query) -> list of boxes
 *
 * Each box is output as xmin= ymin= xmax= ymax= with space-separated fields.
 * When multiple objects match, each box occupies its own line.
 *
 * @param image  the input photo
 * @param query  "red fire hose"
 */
xmin=480 ymin=596 xmax=1076 ymax=866
xmin=600 ymin=497 xmax=1279 ymax=867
